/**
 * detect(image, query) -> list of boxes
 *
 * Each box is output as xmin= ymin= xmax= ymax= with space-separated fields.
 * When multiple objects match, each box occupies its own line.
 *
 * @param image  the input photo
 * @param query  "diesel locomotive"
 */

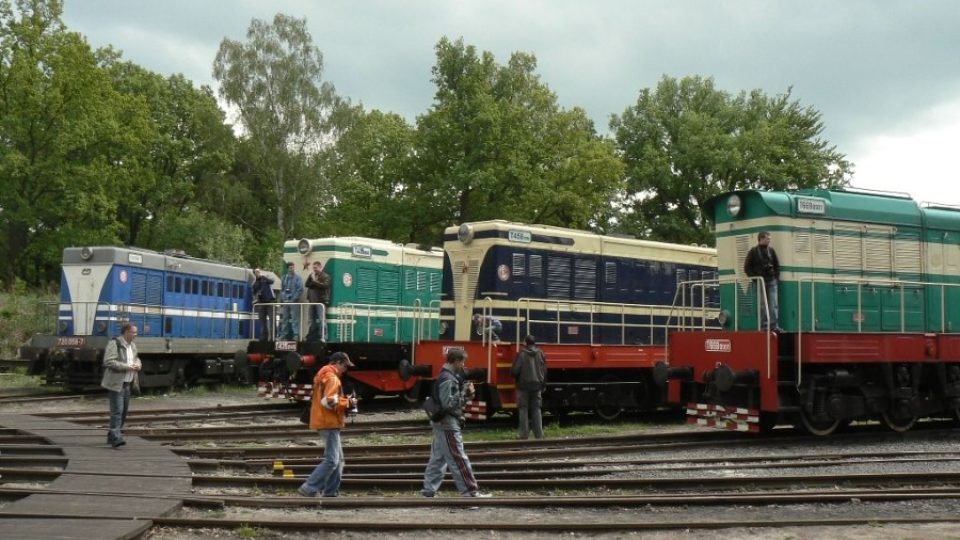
xmin=20 ymin=246 xmax=264 ymax=390
xmin=656 ymin=188 xmax=960 ymax=434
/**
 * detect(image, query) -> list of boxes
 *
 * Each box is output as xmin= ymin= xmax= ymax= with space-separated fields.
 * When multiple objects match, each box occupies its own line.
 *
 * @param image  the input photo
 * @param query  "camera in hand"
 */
xmin=762 ymin=262 xmax=775 ymax=276
xmin=347 ymin=392 xmax=359 ymax=416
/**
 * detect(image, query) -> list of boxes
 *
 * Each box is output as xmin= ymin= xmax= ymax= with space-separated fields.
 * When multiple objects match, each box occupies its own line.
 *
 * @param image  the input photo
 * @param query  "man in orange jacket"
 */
xmin=298 ymin=351 xmax=357 ymax=497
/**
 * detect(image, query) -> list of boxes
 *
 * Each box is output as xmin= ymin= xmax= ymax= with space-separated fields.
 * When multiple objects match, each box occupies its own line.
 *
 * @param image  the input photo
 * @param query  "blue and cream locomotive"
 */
xmin=21 ymin=246 xmax=267 ymax=389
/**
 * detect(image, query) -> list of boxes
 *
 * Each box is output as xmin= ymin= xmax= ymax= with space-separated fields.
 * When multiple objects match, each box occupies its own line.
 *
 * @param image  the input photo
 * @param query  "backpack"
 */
xmin=421 ymin=370 xmax=456 ymax=422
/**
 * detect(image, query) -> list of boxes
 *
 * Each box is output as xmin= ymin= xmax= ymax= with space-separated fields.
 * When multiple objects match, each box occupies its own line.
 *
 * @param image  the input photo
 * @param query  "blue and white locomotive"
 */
xmin=21 ymin=246 xmax=272 ymax=389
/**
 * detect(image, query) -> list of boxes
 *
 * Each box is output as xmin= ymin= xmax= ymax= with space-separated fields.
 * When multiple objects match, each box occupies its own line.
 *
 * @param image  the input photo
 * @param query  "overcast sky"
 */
xmin=61 ymin=0 xmax=960 ymax=205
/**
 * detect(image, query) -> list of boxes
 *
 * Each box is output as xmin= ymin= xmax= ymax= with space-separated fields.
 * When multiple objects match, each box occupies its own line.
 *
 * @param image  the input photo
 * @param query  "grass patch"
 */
xmin=0 ymin=370 xmax=47 ymax=390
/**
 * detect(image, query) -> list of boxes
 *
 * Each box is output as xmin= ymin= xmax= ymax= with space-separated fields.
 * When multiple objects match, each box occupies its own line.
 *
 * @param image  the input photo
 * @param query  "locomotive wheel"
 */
xmin=595 ymin=403 xmax=623 ymax=420
xmin=880 ymin=410 xmax=917 ymax=432
xmin=798 ymin=408 xmax=840 ymax=436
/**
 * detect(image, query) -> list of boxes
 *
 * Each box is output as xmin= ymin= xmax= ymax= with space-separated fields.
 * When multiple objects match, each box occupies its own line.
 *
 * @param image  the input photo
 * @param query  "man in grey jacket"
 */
xmin=511 ymin=334 xmax=547 ymax=439
xmin=421 ymin=348 xmax=490 ymax=498
xmin=101 ymin=323 xmax=141 ymax=447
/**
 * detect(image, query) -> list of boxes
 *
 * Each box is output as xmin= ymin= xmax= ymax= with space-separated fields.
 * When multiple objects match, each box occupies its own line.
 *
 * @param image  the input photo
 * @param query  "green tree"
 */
xmin=611 ymin=75 xmax=851 ymax=245
xmin=213 ymin=13 xmax=339 ymax=240
xmin=320 ymin=105 xmax=417 ymax=240
xmin=0 ymin=0 xmax=136 ymax=285
xmin=409 ymin=37 xmax=623 ymax=243
xmin=105 ymin=61 xmax=237 ymax=250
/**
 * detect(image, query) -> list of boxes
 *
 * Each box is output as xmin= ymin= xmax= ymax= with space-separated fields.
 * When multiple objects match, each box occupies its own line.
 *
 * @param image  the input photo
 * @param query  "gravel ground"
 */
xmin=4 ymin=390 xmax=960 ymax=539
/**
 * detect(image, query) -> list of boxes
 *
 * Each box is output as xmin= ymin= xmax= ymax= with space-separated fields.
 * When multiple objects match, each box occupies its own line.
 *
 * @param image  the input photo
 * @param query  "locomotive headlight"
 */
xmin=717 ymin=309 xmax=731 ymax=327
xmin=726 ymin=195 xmax=742 ymax=217
xmin=297 ymin=239 xmax=311 ymax=255
xmin=457 ymin=223 xmax=474 ymax=244
xmin=80 ymin=247 xmax=94 ymax=260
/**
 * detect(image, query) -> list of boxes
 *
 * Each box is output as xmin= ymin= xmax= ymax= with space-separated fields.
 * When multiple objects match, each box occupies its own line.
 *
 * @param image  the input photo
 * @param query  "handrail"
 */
xmin=48 ymin=300 xmax=258 ymax=339
xmin=333 ymin=301 xmax=440 ymax=344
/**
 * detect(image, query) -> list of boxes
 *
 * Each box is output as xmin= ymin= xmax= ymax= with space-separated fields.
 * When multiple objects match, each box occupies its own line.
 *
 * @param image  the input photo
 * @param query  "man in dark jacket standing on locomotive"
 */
xmin=252 ymin=268 xmax=276 ymax=340
xmin=421 ymin=348 xmax=490 ymax=498
xmin=305 ymin=260 xmax=331 ymax=341
xmin=744 ymin=231 xmax=782 ymax=332
xmin=511 ymin=334 xmax=547 ymax=439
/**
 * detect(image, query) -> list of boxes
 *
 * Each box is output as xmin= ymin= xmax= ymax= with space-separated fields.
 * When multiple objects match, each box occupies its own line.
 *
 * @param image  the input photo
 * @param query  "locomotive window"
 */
xmin=217 ymin=282 xmax=224 ymax=297
xmin=174 ymin=277 xmax=182 ymax=293
xmin=192 ymin=279 xmax=199 ymax=294
xmin=233 ymin=284 xmax=240 ymax=298
xmin=529 ymin=255 xmax=543 ymax=278
xmin=512 ymin=253 xmax=526 ymax=276
xmin=202 ymin=281 xmax=209 ymax=296
xmin=166 ymin=275 xmax=174 ymax=292
xmin=605 ymin=262 xmax=617 ymax=284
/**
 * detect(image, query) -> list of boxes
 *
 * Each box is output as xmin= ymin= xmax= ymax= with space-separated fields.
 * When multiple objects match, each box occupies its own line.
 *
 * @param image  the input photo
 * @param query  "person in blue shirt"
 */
xmin=279 ymin=261 xmax=305 ymax=340
xmin=472 ymin=313 xmax=502 ymax=342
xmin=252 ymin=268 xmax=276 ymax=341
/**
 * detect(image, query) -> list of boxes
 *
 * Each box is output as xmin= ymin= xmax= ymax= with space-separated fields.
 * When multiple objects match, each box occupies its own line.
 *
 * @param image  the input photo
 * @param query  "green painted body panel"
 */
xmin=710 ymin=189 xmax=960 ymax=334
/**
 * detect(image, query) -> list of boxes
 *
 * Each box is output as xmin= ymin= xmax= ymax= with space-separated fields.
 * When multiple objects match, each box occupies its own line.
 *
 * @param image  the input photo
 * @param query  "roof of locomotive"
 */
xmin=283 ymin=237 xmax=442 ymax=258
xmin=443 ymin=220 xmax=716 ymax=257
xmin=706 ymin=188 xmax=924 ymax=227
xmin=62 ymin=246 xmax=251 ymax=281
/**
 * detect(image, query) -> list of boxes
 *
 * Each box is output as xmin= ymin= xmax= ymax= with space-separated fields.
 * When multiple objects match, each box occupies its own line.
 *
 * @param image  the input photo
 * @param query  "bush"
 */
xmin=0 ymin=280 xmax=57 ymax=358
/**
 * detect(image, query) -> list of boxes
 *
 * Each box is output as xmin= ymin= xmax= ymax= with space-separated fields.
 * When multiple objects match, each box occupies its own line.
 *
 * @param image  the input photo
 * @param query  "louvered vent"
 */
xmin=512 ymin=253 xmax=525 ymax=276
xmin=529 ymin=255 xmax=543 ymax=278
xmin=547 ymin=257 xmax=571 ymax=298
xmin=573 ymin=258 xmax=596 ymax=300
xmin=834 ymin=227 xmax=863 ymax=271
xmin=895 ymin=234 xmax=921 ymax=275
xmin=735 ymin=235 xmax=751 ymax=276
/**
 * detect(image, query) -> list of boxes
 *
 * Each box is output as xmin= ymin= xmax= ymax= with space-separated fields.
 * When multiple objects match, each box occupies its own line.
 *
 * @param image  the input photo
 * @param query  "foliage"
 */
xmin=610 ymin=75 xmax=852 ymax=245
xmin=0 ymin=284 xmax=57 ymax=358
xmin=104 ymin=61 xmax=237 ymax=249
xmin=408 ymin=37 xmax=624 ymax=243
xmin=320 ymin=106 xmax=418 ymax=240
xmin=0 ymin=0 xmax=135 ymax=286
xmin=213 ymin=13 xmax=340 ymax=240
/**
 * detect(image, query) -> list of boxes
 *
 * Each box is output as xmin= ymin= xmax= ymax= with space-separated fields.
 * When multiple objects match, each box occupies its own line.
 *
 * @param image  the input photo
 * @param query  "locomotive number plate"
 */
xmin=56 ymin=337 xmax=86 ymax=347
xmin=704 ymin=339 xmax=731 ymax=352
xmin=275 ymin=341 xmax=298 ymax=351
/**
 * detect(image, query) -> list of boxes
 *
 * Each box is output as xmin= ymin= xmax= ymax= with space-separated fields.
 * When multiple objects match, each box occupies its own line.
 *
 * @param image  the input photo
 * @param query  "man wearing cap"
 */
xmin=279 ymin=261 xmax=304 ymax=340
xmin=298 ymin=352 xmax=358 ymax=497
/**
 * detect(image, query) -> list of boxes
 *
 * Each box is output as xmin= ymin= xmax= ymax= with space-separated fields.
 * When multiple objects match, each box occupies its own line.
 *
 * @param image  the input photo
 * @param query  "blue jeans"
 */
xmin=760 ymin=278 xmax=780 ymax=330
xmin=422 ymin=425 xmax=480 ymax=496
xmin=300 ymin=429 xmax=343 ymax=496
xmin=107 ymin=383 xmax=131 ymax=443
xmin=281 ymin=304 xmax=301 ymax=340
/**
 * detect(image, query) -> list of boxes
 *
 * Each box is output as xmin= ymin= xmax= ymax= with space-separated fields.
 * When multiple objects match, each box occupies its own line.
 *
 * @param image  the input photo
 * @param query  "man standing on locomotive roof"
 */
xmin=298 ymin=351 xmax=358 ymax=498
xmin=305 ymin=260 xmax=331 ymax=342
xmin=744 ymin=231 xmax=783 ymax=332
xmin=101 ymin=322 xmax=141 ymax=448
xmin=511 ymin=334 xmax=547 ymax=440
xmin=421 ymin=348 xmax=490 ymax=498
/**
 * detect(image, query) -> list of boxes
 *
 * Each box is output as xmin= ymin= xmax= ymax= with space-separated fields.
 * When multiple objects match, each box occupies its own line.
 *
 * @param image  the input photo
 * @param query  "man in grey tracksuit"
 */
xmin=101 ymin=323 xmax=141 ymax=448
xmin=421 ymin=348 xmax=490 ymax=498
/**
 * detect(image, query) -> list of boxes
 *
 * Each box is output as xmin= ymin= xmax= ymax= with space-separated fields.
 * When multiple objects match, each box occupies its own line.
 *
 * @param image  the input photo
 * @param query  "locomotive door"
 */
xmin=72 ymin=274 xmax=99 ymax=335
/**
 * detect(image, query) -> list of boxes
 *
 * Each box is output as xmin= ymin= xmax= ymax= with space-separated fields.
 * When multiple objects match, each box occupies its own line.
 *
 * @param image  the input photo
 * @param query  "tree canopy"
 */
xmin=610 ymin=75 xmax=851 ymax=245
xmin=0 ymin=5 xmax=856 ymax=289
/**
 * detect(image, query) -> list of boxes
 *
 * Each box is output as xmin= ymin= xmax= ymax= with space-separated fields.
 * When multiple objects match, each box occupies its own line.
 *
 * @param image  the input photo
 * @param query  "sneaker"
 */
xmin=111 ymin=439 xmax=126 ymax=448
xmin=421 ymin=490 xmax=436 ymax=498
xmin=466 ymin=492 xmax=492 ymax=498
xmin=297 ymin=486 xmax=316 ymax=497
